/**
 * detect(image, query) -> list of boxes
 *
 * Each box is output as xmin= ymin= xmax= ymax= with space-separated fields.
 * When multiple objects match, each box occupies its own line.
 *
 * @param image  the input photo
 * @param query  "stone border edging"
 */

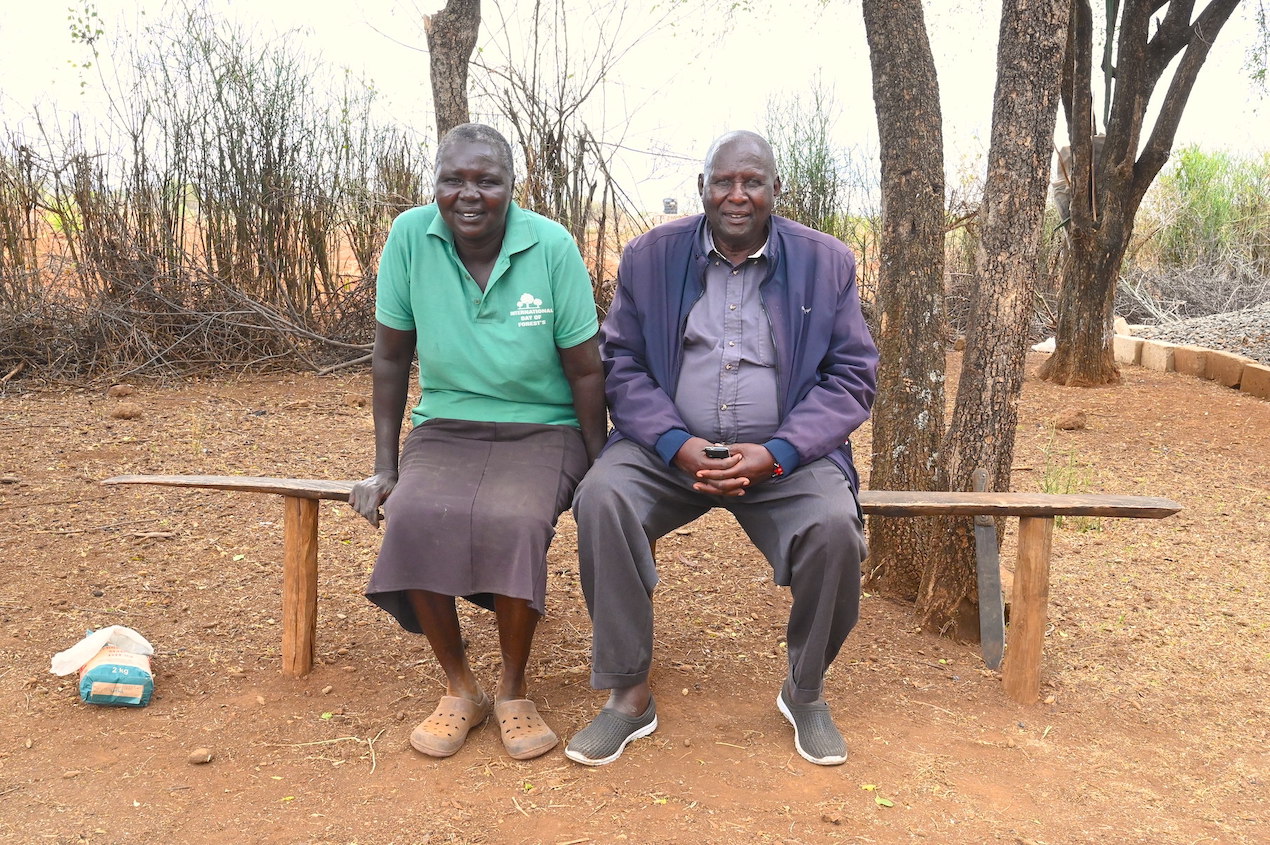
xmin=1113 ymin=335 xmax=1270 ymax=400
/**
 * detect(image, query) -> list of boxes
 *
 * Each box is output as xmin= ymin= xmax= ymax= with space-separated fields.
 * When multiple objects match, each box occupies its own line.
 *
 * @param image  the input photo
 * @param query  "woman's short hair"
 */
xmin=436 ymin=123 xmax=515 ymax=177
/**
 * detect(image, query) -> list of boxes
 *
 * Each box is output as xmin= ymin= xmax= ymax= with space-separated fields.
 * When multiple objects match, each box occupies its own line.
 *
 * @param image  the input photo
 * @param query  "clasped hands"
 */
xmin=349 ymin=470 xmax=398 ymax=527
xmin=673 ymin=437 xmax=778 ymax=497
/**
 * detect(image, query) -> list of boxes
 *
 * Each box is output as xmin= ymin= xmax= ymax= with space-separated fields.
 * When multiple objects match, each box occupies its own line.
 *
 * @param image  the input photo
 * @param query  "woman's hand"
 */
xmin=349 ymin=470 xmax=399 ymax=527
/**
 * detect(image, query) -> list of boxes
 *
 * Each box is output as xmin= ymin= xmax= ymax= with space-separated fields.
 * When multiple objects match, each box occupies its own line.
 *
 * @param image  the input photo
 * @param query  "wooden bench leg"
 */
xmin=1002 ymin=515 xmax=1055 ymax=704
xmin=282 ymin=496 xmax=319 ymax=678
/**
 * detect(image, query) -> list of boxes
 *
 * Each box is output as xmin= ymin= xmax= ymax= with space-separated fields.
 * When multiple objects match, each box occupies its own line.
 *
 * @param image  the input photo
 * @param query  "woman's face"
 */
xmin=434 ymin=142 xmax=513 ymax=248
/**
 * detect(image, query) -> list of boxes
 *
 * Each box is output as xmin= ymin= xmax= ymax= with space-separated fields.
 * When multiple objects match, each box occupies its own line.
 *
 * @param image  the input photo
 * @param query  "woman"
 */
xmin=349 ymin=124 xmax=606 ymax=761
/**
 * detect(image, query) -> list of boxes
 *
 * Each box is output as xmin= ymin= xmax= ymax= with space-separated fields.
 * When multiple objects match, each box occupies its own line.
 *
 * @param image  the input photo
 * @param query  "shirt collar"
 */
xmin=703 ymin=224 xmax=769 ymax=261
xmin=426 ymin=201 xmax=538 ymax=256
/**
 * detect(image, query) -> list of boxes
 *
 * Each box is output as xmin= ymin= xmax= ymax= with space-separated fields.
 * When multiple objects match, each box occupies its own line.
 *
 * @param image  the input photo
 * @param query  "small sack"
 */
xmin=50 ymin=625 xmax=155 ymax=707
xmin=78 ymin=646 xmax=154 ymax=707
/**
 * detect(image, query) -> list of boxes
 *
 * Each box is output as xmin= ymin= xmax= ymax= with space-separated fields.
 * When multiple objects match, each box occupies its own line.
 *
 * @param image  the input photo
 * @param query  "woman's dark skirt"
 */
xmin=365 ymin=418 xmax=587 ymax=632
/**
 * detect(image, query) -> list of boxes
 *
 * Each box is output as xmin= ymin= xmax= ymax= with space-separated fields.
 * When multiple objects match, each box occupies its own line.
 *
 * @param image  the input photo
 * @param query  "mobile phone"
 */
xmin=703 ymin=445 xmax=730 ymax=459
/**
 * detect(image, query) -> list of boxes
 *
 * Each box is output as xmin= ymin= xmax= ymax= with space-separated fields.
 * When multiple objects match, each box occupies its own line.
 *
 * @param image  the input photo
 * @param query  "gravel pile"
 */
xmin=1135 ymin=302 xmax=1270 ymax=367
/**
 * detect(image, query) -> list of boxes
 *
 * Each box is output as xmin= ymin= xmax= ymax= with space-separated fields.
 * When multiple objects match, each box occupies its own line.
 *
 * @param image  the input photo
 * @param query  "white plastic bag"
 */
xmin=50 ymin=625 xmax=154 ymax=676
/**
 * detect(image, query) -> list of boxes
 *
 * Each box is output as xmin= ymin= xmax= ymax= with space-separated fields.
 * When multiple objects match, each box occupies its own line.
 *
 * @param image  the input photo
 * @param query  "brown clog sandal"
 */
xmin=494 ymin=698 xmax=559 ymax=760
xmin=410 ymin=692 xmax=492 ymax=758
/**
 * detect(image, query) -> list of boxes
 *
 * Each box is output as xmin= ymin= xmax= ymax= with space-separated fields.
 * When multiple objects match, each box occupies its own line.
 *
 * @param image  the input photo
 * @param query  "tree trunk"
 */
xmin=938 ymin=0 xmax=1070 ymax=639
xmin=1038 ymin=224 xmax=1125 ymax=385
xmin=1039 ymin=0 xmax=1242 ymax=386
xmin=860 ymin=0 xmax=949 ymax=601
xmin=425 ymin=0 xmax=481 ymax=140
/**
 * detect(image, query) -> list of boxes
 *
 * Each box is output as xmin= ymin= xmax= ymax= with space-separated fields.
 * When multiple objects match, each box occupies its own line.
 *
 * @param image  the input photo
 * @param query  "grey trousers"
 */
xmin=572 ymin=438 xmax=867 ymax=705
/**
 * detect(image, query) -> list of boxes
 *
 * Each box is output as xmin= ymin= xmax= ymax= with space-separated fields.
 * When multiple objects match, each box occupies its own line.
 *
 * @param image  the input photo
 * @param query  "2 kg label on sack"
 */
xmin=49 ymin=625 xmax=155 ymax=707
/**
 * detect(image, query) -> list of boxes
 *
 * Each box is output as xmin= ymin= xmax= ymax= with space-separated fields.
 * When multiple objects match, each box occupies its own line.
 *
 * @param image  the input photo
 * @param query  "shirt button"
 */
xmin=728 ymin=341 xmax=736 ymax=347
xmin=731 ymin=269 xmax=739 ymax=275
xmin=729 ymin=304 xmax=737 ymax=310
xmin=720 ymin=404 xmax=728 ymax=410
xmin=725 ymin=364 xmax=733 ymax=370
xmin=473 ymin=299 xmax=480 ymax=305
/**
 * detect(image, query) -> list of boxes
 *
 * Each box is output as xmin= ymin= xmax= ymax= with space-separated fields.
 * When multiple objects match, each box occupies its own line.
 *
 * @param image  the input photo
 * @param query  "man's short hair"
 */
xmin=436 ymin=123 xmax=516 ymax=177
xmin=702 ymin=130 xmax=776 ymax=179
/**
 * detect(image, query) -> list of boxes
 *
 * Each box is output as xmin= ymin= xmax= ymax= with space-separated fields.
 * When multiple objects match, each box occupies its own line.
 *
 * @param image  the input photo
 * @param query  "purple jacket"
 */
xmin=601 ymin=214 xmax=878 ymax=492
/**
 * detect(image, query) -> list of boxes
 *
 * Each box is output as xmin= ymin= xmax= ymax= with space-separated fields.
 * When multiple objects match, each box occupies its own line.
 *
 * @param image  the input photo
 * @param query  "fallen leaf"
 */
xmin=875 ymin=796 xmax=895 ymax=808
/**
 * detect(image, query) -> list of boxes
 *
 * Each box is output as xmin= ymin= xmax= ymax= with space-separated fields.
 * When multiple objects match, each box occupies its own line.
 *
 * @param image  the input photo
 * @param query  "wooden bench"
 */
xmin=101 ymin=474 xmax=1180 ymax=704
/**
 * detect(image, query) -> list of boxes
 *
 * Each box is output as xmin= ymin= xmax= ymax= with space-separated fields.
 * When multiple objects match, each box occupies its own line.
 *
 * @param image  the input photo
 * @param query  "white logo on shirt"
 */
xmin=511 ymin=292 xmax=552 ymax=327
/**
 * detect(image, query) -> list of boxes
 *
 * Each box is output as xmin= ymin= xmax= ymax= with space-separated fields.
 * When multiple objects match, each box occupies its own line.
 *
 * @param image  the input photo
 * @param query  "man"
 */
xmin=566 ymin=131 xmax=878 ymax=767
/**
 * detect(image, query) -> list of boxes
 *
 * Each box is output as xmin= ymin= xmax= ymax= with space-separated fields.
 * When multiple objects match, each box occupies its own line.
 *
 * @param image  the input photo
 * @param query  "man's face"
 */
xmin=434 ymin=142 xmax=513 ymax=245
xmin=698 ymin=137 xmax=781 ymax=257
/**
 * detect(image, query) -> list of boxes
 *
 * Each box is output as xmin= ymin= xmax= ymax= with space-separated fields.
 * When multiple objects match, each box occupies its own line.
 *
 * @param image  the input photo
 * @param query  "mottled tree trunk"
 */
xmin=1039 ymin=0 xmax=1241 ymax=386
xmin=938 ymin=0 xmax=1070 ymax=639
xmin=425 ymin=0 xmax=481 ymax=140
xmin=860 ymin=0 xmax=949 ymax=601
xmin=1045 ymin=223 xmax=1126 ymax=385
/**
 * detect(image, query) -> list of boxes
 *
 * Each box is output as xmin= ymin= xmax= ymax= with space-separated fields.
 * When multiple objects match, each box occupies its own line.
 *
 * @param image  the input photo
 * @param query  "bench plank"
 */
xmin=103 ymin=475 xmax=355 ymax=500
xmin=103 ymin=475 xmax=1181 ymax=517
xmin=860 ymin=491 xmax=1180 ymax=518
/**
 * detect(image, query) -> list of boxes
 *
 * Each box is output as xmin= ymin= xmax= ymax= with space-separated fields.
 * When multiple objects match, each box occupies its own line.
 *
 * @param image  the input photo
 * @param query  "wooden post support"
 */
xmin=1002 ymin=515 xmax=1055 ymax=703
xmin=282 ymin=496 xmax=319 ymax=677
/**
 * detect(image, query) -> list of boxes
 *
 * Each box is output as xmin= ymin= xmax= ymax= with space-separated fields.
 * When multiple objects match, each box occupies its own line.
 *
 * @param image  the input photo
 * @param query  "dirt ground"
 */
xmin=0 ymin=352 xmax=1266 ymax=844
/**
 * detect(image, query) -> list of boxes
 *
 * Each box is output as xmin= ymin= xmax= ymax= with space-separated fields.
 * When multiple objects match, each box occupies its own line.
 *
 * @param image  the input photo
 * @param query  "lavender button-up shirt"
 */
xmin=672 ymin=227 xmax=781 ymax=445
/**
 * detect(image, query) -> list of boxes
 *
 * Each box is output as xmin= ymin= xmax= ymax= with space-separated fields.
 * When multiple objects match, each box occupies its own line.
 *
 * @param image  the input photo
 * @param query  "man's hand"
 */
xmin=349 ymin=470 xmax=398 ymax=527
xmin=673 ymin=438 xmax=778 ymax=497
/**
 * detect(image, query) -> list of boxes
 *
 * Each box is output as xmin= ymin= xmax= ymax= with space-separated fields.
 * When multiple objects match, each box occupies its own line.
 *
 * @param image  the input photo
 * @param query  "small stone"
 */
xmin=91 ymin=590 xmax=104 ymax=598
xmin=821 ymin=813 xmax=843 ymax=825
xmin=682 ymin=738 xmax=691 ymax=748
xmin=1043 ymin=695 xmax=1057 ymax=705
xmin=1050 ymin=409 xmax=1087 ymax=431
xmin=681 ymin=687 xmax=689 ymax=696
xmin=322 ymin=685 xmax=334 ymax=695
xmin=344 ymin=394 xmax=368 ymax=408
xmin=24 ymin=738 xmax=33 ymax=749
xmin=256 ymin=695 xmax=266 ymax=706
xmin=187 ymin=748 xmax=214 ymax=765
xmin=1006 ymin=738 xmax=1017 ymax=748
xmin=954 ymin=337 xmax=966 ymax=351
xmin=109 ymin=403 xmax=143 ymax=420
xmin=63 ymin=770 xmax=81 ymax=778
xmin=227 ymin=667 xmax=244 ymax=677
xmin=106 ymin=384 xmax=136 ymax=398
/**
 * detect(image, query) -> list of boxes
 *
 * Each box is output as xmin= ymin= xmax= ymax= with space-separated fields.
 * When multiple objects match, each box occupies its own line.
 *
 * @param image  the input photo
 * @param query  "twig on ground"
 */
xmin=317 ymin=353 xmax=372 ymax=375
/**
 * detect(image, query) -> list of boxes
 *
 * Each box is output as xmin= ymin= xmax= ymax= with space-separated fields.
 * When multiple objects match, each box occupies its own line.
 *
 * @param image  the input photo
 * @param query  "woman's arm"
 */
xmin=558 ymin=334 xmax=607 ymax=465
xmin=349 ymin=322 xmax=417 ymax=526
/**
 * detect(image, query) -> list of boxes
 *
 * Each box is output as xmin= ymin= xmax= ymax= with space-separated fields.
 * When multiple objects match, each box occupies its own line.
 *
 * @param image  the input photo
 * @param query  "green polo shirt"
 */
xmin=375 ymin=202 xmax=598 ymax=428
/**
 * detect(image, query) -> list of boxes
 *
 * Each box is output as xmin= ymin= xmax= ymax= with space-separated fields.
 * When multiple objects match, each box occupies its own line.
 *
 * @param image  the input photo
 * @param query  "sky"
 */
xmin=1 ymin=0 xmax=1266 ymax=213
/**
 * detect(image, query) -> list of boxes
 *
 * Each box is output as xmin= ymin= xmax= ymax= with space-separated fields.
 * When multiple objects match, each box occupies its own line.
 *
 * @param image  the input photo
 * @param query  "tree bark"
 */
xmin=1039 ymin=0 xmax=1242 ymax=386
xmin=939 ymin=0 xmax=1070 ymax=639
xmin=425 ymin=0 xmax=481 ymax=141
xmin=860 ymin=0 xmax=949 ymax=601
